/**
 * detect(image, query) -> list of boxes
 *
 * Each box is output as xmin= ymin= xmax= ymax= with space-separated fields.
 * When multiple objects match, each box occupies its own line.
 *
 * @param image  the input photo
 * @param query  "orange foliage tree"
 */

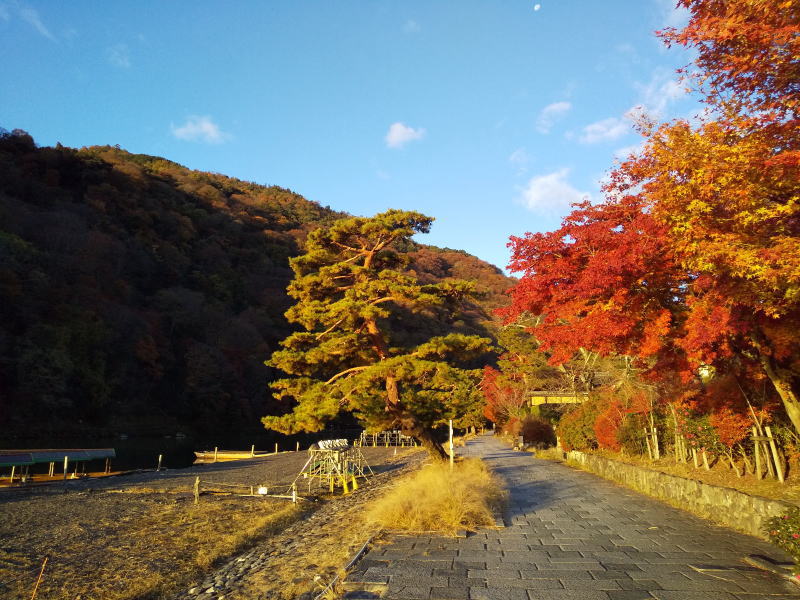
xmin=479 ymin=365 xmax=528 ymax=428
xmin=504 ymin=0 xmax=800 ymax=434
xmin=594 ymin=401 xmax=624 ymax=452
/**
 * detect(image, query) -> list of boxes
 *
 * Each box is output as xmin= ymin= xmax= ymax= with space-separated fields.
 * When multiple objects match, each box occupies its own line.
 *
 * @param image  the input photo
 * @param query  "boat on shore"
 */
xmin=1 ymin=448 xmax=117 ymax=486
xmin=193 ymin=449 xmax=273 ymax=463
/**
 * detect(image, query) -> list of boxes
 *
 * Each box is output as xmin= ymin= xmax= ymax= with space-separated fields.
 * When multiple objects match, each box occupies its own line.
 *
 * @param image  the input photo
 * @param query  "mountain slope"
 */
xmin=0 ymin=129 xmax=512 ymax=437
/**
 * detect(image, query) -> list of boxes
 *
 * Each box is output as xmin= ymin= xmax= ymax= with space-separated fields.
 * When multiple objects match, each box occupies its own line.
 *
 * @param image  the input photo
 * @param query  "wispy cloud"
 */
xmin=18 ymin=4 xmax=54 ymax=40
xmin=403 ymin=19 xmax=420 ymax=33
xmin=171 ymin=116 xmax=230 ymax=144
xmin=634 ymin=67 xmax=686 ymax=118
xmin=508 ymin=147 xmax=531 ymax=175
xmin=535 ymin=101 xmax=571 ymax=134
xmin=579 ymin=117 xmax=629 ymax=144
xmin=518 ymin=168 xmax=589 ymax=215
xmin=613 ymin=142 xmax=645 ymax=161
xmin=509 ymin=148 xmax=530 ymax=166
xmin=385 ymin=122 xmax=426 ymax=149
xmin=656 ymin=0 xmax=689 ymax=28
xmin=107 ymin=43 xmax=131 ymax=68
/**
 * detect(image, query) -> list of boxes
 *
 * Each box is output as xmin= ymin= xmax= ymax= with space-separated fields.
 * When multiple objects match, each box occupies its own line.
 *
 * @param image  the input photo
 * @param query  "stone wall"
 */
xmin=566 ymin=450 xmax=797 ymax=539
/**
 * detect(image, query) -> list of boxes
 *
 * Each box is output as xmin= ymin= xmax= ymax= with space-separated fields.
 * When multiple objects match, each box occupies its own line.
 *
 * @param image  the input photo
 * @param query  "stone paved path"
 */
xmin=346 ymin=434 xmax=800 ymax=600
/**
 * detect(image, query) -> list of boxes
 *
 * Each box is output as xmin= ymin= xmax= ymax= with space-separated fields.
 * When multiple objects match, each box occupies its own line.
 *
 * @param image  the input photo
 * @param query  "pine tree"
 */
xmin=262 ymin=209 xmax=493 ymax=458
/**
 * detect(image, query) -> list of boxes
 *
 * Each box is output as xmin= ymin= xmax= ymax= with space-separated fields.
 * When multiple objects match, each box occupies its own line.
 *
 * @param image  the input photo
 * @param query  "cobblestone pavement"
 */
xmin=346 ymin=435 xmax=800 ymax=600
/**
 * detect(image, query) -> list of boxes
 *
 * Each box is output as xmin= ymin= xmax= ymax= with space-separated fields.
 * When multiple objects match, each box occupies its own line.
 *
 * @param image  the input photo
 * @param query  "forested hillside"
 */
xmin=0 ymin=129 xmax=511 ymax=438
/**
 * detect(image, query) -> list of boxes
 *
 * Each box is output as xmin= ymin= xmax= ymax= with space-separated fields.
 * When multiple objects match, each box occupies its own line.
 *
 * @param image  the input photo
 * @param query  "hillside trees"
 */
xmin=262 ymin=210 xmax=493 ymax=458
xmin=0 ymin=132 xmax=510 ymax=436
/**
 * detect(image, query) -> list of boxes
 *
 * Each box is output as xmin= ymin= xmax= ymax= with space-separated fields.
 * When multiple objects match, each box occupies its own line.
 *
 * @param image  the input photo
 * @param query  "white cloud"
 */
xmin=385 ymin=122 xmax=426 ymax=149
xmin=535 ymin=101 xmax=571 ymax=134
xmin=635 ymin=67 xmax=686 ymax=117
xmin=403 ymin=19 xmax=420 ymax=33
xmin=656 ymin=0 xmax=689 ymax=28
xmin=579 ymin=117 xmax=630 ymax=144
xmin=107 ymin=43 xmax=131 ymax=68
xmin=518 ymin=168 xmax=589 ymax=214
xmin=508 ymin=148 xmax=530 ymax=166
xmin=18 ymin=5 xmax=54 ymax=39
xmin=171 ymin=116 xmax=230 ymax=144
xmin=613 ymin=142 xmax=645 ymax=161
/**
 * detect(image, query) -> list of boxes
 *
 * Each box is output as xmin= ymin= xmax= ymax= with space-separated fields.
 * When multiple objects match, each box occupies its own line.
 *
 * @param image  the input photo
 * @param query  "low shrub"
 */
xmin=521 ymin=416 xmax=556 ymax=448
xmin=368 ymin=458 xmax=506 ymax=535
xmin=594 ymin=401 xmax=624 ymax=451
xmin=765 ymin=507 xmax=800 ymax=574
xmin=557 ymin=399 xmax=602 ymax=451
xmin=616 ymin=413 xmax=647 ymax=455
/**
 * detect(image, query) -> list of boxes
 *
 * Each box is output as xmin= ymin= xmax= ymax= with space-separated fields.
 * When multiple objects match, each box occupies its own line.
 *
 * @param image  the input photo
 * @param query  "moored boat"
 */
xmin=193 ymin=449 xmax=272 ymax=463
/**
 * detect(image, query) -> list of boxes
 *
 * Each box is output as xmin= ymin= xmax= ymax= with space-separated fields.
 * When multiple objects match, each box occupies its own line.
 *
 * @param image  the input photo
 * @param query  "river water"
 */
xmin=1 ymin=429 xmax=363 ymax=473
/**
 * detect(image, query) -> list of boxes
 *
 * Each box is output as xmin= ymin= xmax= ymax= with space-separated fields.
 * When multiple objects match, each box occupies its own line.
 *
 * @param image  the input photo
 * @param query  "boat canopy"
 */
xmin=0 ymin=448 xmax=116 ymax=465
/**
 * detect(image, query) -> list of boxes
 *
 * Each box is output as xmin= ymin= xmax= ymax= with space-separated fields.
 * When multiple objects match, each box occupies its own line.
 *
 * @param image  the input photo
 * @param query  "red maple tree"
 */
xmin=503 ymin=0 xmax=800 ymax=434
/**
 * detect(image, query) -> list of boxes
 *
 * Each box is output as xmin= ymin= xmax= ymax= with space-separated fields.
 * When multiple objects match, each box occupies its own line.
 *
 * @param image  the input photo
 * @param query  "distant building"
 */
xmin=529 ymin=391 xmax=589 ymax=407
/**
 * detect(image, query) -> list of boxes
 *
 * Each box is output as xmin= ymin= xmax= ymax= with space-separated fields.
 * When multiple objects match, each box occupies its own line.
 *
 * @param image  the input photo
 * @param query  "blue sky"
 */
xmin=0 ymin=1 xmax=702 ymax=272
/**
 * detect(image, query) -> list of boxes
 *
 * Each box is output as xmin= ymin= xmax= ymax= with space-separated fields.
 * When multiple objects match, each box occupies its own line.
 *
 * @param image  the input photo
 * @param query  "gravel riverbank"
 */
xmin=0 ymin=446 xmax=424 ymax=600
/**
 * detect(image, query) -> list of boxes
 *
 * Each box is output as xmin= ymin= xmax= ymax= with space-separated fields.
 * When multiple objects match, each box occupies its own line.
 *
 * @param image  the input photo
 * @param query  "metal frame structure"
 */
xmin=358 ymin=430 xmax=417 ymax=447
xmin=293 ymin=439 xmax=373 ymax=493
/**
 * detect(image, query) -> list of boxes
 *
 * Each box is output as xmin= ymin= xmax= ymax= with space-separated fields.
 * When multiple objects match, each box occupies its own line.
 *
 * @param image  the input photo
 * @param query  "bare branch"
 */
xmin=325 ymin=365 xmax=370 ymax=384
xmin=316 ymin=317 xmax=347 ymax=340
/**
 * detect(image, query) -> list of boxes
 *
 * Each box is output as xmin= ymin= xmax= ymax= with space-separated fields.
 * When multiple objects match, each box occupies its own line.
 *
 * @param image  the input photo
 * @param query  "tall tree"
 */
xmin=615 ymin=114 xmax=800 ymax=432
xmin=501 ymin=195 xmax=688 ymax=377
xmin=659 ymin=0 xmax=799 ymax=118
xmin=503 ymin=0 xmax=800 ymax=433
xmin=262 ymin=209 xmax=492 ymax=458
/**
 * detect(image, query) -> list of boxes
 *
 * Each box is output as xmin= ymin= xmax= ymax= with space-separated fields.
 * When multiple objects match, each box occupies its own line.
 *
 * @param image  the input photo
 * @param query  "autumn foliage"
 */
xmin=502 ymin=0 xmax=800 ymax=439
xmin=594 ymin=401 xmax=624 ymax=452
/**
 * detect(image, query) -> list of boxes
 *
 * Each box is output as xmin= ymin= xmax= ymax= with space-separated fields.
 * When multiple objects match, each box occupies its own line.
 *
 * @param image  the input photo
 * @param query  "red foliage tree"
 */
xmin=500 ymin=194 xmax=689 ymax=379
xmin=594 ymin=401 xmax=624 ymax=452
xmin=659 ymin=0 xmax=799 ymax=118
xmin=479 ymin=365 xmax=528 ymax=426
xmin=503 ymin=0 xmax=800 ymax=434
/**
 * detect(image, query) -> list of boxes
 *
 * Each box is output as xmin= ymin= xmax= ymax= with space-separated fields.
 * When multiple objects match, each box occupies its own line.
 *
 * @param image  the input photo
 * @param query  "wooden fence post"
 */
xmin=194 ymin=476 xmax=200 ymax=505
xmin=765 ymin=426 xmax=785 ymax=483
xmin=753 ymin=426 xmax=763 ymax=479
xmin=653 ymin=427 xmax=660 ymax=460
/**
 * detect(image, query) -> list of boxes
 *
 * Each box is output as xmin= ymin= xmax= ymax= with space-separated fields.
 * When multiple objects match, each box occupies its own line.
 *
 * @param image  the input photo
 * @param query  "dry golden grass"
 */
xmin=528 ymin=447 xmax=565 ymax=461
xmin=1 ymin=495 xmax=303 ymax=600
xmin=368 ymin=458 xmax=506 ymax=535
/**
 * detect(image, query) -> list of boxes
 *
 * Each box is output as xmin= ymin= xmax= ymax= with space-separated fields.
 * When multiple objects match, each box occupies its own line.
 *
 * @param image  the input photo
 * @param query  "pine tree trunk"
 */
xmin=385 ymin=375 xmax=448 ymax=460
xmin=398 ymin=416 xmax=449 ymax=461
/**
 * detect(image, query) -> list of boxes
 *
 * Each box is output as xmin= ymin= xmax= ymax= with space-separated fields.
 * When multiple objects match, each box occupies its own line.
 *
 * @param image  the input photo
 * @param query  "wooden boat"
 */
xmin=193 ymin=449 xmax=272 ymax=463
